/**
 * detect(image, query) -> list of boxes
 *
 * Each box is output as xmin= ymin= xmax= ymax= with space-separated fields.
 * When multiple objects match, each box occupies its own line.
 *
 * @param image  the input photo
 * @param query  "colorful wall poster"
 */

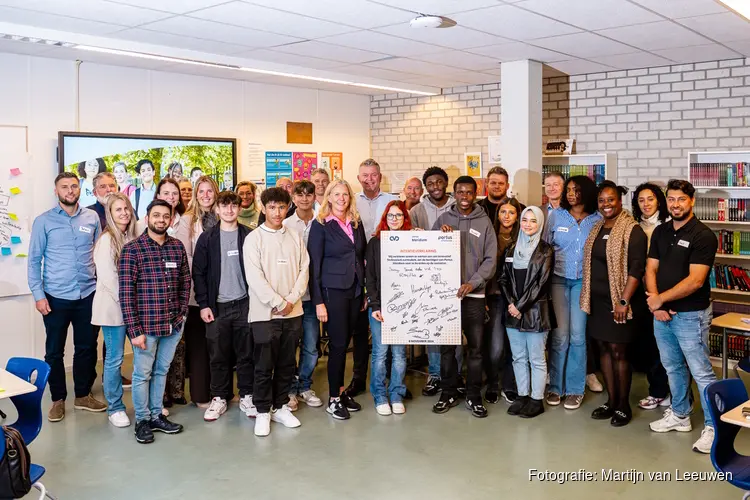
xmin=265 ymin=151 xmax=292 ymax=188
xmin=293 ymin=152 xmax=317 ymax=181
xmin=321 ymin=152 xmax=343 ymax=180
xmin=465 ymin=152 xmax=482 ymax=178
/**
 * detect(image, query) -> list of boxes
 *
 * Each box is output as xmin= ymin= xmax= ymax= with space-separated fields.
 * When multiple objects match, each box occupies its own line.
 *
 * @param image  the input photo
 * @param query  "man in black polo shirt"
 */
xmin=645 ymin=179 xmax=717 ymax=454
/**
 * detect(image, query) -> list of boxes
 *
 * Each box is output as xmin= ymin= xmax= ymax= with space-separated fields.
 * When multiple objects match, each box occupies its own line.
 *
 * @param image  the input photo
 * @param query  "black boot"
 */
xmin=507 ymin=395 xmax=530 ymax=416
xmin=519 ymin=398 xmax=544 ymax=418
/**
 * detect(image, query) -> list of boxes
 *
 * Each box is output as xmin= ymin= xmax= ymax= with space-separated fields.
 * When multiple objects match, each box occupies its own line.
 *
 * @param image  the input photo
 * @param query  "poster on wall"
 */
xmin=265 ymin=151 xmax=292 ymax=188
xmin=488 ymin=136 xmax=502 ymax=164
xmin=321 ymin=152 xmax=343 ymax=180
xmin=293 ymin=152 xmax=317 ymax=181
xmin=465 ymin=152 xmax=482 ymax=178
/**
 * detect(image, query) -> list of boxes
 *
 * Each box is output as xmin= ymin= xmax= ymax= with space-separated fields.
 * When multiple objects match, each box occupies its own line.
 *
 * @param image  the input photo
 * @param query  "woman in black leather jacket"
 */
xmin=500 ymin=206 xmax=555 ymax=418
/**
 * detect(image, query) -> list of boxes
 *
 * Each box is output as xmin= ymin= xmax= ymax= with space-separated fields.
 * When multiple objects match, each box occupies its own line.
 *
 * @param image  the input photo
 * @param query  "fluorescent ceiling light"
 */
xmin=76 ymin=45 xmax=240 ymax=70
xmin=718 ymin=0 xmax=750 ymax=20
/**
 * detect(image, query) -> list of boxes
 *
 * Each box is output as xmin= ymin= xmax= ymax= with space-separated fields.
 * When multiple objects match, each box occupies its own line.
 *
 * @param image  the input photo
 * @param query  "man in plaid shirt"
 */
xmin=119 ymin=199 xmax=191 ymax=444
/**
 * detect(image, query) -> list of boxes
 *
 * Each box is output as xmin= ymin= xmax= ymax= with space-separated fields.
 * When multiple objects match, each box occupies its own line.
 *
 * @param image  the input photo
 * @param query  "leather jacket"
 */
xmin=499 ymin=240 xmax=556 ymax=332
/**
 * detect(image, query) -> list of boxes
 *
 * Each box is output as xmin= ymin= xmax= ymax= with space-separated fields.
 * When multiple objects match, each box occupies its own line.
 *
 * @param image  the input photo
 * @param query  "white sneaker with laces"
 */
xmin=240 ymin=395 xmax=257 ymax=418
xmin=271 ymin=405 xmax=301 ymax=428
xmin=375 ymin=403 xmax=392 ymax=416
xmin=392 ymin=402 xmax=406 ymax=414
xmin=204 ymin=397 xmax=227 ymax=422
xmin=255 ymin=413 xmax=271 ymax=436
xmin=288 ymin=394 xmax=299 ymax=412
xmin=586 ymin=373 xmax=603 ymax=393
xmin=298 ymin=390 xmax=323 ymax=407
xmin=649 ymin=407 xmax=692 ymax=433
xmin=108 ymin=411 xmax=131 ymax=428
xmin=692 ymin=426 xmax=715 ymax=454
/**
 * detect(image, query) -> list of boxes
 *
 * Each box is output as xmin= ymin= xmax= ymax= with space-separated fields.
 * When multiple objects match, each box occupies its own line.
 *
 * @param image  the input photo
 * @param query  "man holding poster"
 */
xmin=431 ymin=176 xmax=497 ymax=418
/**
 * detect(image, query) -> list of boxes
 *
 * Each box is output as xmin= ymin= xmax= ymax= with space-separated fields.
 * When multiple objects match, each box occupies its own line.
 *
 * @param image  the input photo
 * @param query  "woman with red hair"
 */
xmin=365 ymin=200 xmax=414 ymax=416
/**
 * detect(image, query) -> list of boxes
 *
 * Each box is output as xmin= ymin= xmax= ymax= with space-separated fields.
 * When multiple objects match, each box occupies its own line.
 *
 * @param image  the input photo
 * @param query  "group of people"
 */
xmin=29 ymin=158 xmax=718 ymax=452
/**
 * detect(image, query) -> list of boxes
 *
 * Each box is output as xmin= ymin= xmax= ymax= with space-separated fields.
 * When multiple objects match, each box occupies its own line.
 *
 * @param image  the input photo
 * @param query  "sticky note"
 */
xmin=11 ymin=236 xmax=21 ymax=244
xmin=10 ymin=168 xmax=21 ymax=176
xmin=1 ymin=248 xmax=11 ymax=256
xmin=8 ymin=213 xmax=17 ymax=221
xmin=15 ymin=253 xmax=27 ymax=258
xmin=9 ymin=187 xmax=20 ymax=195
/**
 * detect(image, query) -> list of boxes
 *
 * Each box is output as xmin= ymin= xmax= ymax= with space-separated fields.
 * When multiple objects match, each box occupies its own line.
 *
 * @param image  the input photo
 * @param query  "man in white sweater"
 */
xmin=243 ymin=187 xmax=310 ymax=437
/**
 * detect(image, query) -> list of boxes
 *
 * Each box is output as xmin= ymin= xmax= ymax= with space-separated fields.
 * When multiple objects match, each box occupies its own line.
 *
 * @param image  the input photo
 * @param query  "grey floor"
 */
xmin=4 ymin=355 xmax=744 ymax=500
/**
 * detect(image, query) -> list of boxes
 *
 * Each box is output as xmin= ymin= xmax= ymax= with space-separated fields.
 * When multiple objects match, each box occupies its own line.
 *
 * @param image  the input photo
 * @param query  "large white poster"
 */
xmin=381 ymin=231 xmax=462 ymax=345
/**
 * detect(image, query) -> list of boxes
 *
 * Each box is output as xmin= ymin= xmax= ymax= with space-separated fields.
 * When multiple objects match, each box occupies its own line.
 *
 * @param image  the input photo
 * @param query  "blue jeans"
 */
xmin=132 ymin=328 xmax=183 ymax=422
xmin=548 ymin=276 xmax=587 ymax=396
xmin=369 ymin=309 xmax=407 ymax=405
xmin=292 ymin=301 xmax=320 ymax=394
xmin=102 ymin=326 xmax=128 ymax=414
xmin=427 ymin=343 xmax=463 ymax=379
xmin=507 ymin=328 xmax=548 ymax=400
xmin=653 ymin=306 xmax=716 ymax=427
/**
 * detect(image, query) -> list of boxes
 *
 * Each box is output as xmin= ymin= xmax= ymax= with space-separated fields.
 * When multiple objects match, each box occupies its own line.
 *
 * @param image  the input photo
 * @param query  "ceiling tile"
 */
xmin=375 ymin=23 xmax=509 ymax=50
xmin=677 ymin=12 xmax=750 ymax=43
xmin=597 ymin=20 xmax=713 ymax=50
xmin=237 ymin=48 xmax=349 ymax=69
xmin=451 ymin=4 xmax=581 ymax=40
xmin=106 ymin=0 xmax=234 ymax=14
xmin=136 ymin=16 xmax=302 ymax=48
xmin=517 ymin=0 xmax=661 ymax=30
xmin=0 ymin=0 xmax=172 ymax=26
xmin=438 ymin=71 xmax=500 ymax=84
xmin=400 ymin=74 xmax=473 ymax=88
xmin=365 ymin=57 xmax=462 ymax=76
xmin=241 ymin=0 xmax=414 ymax=29
xmin=107 ymin=28 xmax=251 ymax=54
xmin=547 ymin=59 xmax=616 ymax=75
xmin=320 ymin=30 xmax=445 ymax=57
xmin=725 ymin=40 xmax=750 ymax=57
xmin=366 ymin=0 xmax=502 ymax=16
xmin=589 ymin=51 xmax=674 ymax=69
xmin=335 ymin=63 xmax=421 ymax=81
xmin=628 ymin=0 xmax=729 ymax=19
xmin=0 ymin=5 xmax=124 ymax=35
xmin=414 ymin=50 xmax=500 ymax=71
xmin=533 ymin=32 xmax=636 ymax=58
xmin=653 ymin=43 xmax=742 ymax=63
xmin=271 ymin=41 xmax=389 ymax=64
xmin=468 ymin=41 xmax=569 ymax=62
xmin=188 ymin=1 xmax=358 ymax=38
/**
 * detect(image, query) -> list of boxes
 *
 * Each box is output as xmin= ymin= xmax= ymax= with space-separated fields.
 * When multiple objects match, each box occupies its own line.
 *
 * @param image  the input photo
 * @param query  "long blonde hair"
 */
xmin=186 ymin=175 xmax=219 ymax=237
xmin=102 ymin=193 xmax=138 ymax=267
xmin=316 ymin=179 xmax=360 ymax=228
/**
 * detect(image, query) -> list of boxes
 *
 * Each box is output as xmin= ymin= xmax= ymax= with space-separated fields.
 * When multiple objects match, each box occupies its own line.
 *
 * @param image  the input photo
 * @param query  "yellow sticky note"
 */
xmin=15 ymin=253 xmax=27 ymax=258
xmin=10 ymin=187 xmax=21 ymax=195
xmin=8 ymin=213 xmax=18 ymax=221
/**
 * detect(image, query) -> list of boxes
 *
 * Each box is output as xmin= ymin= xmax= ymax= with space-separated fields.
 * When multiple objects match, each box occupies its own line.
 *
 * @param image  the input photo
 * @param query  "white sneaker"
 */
xmin=692 ymin=426 xmax=715 ymax=454
xmin=255 ymin=413 xmax=271 ymax=436
xmin=288 ymin=394 xmax=299 ymax=412
xmin=240 ymin=395 xmax=257 ymax=418
xmin=298 ymin=390 xmax=323 ymax=407
xmin=649 ymin=407 xmax=692 ymax=433
xmin=392 ymin=402 xmax=406 ymax=414
xmin=271 ymin=405 xmax=301 ymax=428
xmin=375 ymin=403 xmax=392 ymax=416
xmin=586 ymin=373 xmax=603 ymax=393
xmin=639 ymin=395 xmax=671 ymax=410
xmin=203 ymin=397 xmax=227 ymax=422
xmin=108 ymin=411 xmax=130 ymax=428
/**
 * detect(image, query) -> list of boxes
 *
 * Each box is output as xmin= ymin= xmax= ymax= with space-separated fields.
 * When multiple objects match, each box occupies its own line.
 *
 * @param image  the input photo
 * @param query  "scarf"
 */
xmin=513 ymin=206 xmax=544 ymax=270
xmin=580 ymin=210 xmax=637 ymax=318
xmin=639 ymin=212 xmax=661 ymax=249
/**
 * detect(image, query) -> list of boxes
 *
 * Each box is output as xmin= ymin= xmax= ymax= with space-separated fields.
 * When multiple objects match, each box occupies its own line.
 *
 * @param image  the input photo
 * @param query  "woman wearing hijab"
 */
xmin=499 ymin=206 xmax=555 ymax=419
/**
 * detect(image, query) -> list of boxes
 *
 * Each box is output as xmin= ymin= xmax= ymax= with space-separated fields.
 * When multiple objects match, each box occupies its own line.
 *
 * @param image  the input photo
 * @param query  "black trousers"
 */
xmin=324 ymin=286 xmax=361 ymax=398
xmin=205 ymin=298 xmax=254 ymax=401
xmin=42 ymin=293 xmax=97 ymax=402
xmin=441 ymin=297 xmax=485 ymax=401
xmin=185 ymin=306 xmax=211 ymax=404
xmin=351 ymin=309 xmax=370 ymax=383
xmin=483 ymin=293 xmax=517 ymax=393
xmin=252 ymin=316 xmax=302 ymax=413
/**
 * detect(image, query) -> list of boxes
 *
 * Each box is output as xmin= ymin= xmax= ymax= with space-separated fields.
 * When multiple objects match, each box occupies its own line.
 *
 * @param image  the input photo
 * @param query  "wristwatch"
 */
xmin=618 ymin=298 xmax=629 ymax=307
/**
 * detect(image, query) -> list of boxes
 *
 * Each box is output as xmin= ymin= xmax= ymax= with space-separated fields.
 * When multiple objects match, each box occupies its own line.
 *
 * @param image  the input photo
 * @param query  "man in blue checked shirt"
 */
xmin=28 ymin=172 xmax=107 ymax=423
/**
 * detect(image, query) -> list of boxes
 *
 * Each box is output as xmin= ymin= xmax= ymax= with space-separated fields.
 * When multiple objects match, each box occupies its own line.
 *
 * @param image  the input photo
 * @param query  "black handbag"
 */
xmin=0 ymin=426 xmax=32 ymax=499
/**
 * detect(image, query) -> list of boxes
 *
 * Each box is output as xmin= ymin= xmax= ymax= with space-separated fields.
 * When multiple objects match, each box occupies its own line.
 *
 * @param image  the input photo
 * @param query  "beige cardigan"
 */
xmin=92 ymin=232 xmax=124 ymax=327
xmin=172 ymin=214 xmax=202 ymax=307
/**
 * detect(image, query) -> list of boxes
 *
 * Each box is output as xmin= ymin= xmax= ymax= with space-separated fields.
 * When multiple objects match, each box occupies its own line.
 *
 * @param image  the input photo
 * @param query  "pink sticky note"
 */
xmin=10 ymin=168 xmax=21 ymax=176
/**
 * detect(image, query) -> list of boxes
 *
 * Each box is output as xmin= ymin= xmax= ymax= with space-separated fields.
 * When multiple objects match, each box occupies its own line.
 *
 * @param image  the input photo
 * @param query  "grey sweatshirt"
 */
xmin=410 ymin=194 xmax=455 ymax=231
xmin=433 ymin=204 xmax=497 ymax=295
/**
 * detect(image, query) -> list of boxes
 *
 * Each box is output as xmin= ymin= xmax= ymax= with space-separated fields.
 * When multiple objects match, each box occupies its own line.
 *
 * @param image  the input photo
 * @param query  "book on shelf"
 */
xmin=696 ymin=197 xmax=750 ymax=222
xmin=690 ymin=162 xmax=750 ymax=187
xmin=714 ymin=229 xmax=750 ymax=255
xmin=542 ymin=164 xmax=605 ymax=184
xmin=710 ymin=264 xmax=750 ymax=292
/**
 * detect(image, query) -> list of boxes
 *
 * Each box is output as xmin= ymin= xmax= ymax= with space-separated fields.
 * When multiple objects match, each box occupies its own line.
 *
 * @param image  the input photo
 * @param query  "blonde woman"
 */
xmin=92 ymin=193 xmax=138 ymax=428
xmin=308 ymin=180 xmax=367 ymax=420
xmin=235 ymin=181 xmax=260 ymax=229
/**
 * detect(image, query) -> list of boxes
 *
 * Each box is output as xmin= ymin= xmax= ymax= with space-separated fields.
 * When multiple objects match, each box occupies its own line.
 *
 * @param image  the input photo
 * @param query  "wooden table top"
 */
xmin=712 ymin=313 xmax=750 ymax=332
xmin=721 ymin=399 xmax=750 ymax=429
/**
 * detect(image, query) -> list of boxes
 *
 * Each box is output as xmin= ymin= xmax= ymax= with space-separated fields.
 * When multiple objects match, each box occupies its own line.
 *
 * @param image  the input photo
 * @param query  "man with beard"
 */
xmin=87 ymin=171 xmax=118 ymax=230
xmin=645 ymin=179 xmax=718 ymax=454
xmin=478 ymin=166 xmax=520 ymax=229
xmin=119 ymin=199 xmax=191 ymax=444
xmin=28 ymin=172 xmax=107 ymax=422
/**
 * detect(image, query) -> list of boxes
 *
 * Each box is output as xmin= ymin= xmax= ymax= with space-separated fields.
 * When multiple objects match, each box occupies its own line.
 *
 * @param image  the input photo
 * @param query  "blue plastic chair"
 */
xmin=704 ymin=379 xmax=750 ymax=499
xmin=4 ymin=357 xmax=55 ymax=499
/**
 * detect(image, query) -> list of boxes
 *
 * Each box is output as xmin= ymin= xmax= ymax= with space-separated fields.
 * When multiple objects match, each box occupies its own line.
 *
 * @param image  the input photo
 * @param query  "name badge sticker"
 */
xmin=505 ymin=257 xmax=514 ymax=263
xmin=165 ymin=262 xmax=178 ymax=269
xmin=557 ymin=226 xmax=569 ymax=233
xmin=469 ymin=228 xmax=481 ymax=238
xmin=79 ymin=226 xmax=92 ymax=234
xmin=277 ymin=258 xmax=289 ymax=265
xmin=677 ymin=239 xmax=690 ymax=248
xmin=602 ymin=234 xmax=609 ymax=240
xmin=227 ymin=250 xmax=240 ymax=257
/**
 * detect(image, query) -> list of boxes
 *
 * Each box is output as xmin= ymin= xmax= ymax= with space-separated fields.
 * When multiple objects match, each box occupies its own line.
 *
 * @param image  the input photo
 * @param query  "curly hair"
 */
xmin=560 ymin=175 xmax=598 ymax=214
xmin=632 ymin=182 xmax=668 ymax=222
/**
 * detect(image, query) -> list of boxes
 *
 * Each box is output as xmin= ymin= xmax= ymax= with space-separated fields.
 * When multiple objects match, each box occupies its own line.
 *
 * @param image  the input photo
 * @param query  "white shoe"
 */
xmin=586 ymin=373 xmax=603 ymax=393
xmin=375 ymin=403 xmax=392 ymax=416
xmin=108 ymin=411 xmax=130 ymax=428
xmin=639 ymin=395 xmax=671 ymax=410
xmin=203 ymin=397 xmax=227 ymax=422
xmin=255 ymin=413 xmax=271 ymax=436
xmin=240 ymin=395 xmax=257 ymax=418
xmin=271 ymin=405 xmax=301 ymax=428
xmin=298 ymin=390 xmax=323 ymax=407
xmin=392 ymin=402 xmax=406 ymax=414
xmin=692 ymin=426 xmax=715 ymax=454
xmin=288 ymin=394 xmax=299 ymax=412
xmin=649 ymin=407 xmax=692 ymax=433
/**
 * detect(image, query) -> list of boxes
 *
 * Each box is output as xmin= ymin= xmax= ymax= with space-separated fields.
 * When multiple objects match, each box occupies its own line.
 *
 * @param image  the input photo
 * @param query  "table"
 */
xmin=0 ymin=368 xmax=36 ymax=400
xmin=720 ymin=399 xmax=750 ymax=428
xmin=712 ymin=313 xmax=750 ymax=379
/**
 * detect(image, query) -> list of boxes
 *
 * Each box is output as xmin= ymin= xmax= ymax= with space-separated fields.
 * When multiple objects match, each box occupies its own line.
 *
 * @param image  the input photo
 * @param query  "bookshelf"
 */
xmin=716 ymin=254 xmax=750 ymax=261
xmin=688 ymin=151 xmax=750 ymax=189
xmin=542 ymin=153 xmax=617 ymax=185
xmin=711 ymin=288 xmax=750 ymax=296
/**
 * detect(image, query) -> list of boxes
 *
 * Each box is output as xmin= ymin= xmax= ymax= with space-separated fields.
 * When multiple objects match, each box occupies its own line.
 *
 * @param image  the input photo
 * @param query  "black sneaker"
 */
xmin=501 ymin=390 xmax=518 ymax=403
xmin=134 ymin=420 xmax=154 ymax=444
xmin=466 ymin=399 xmax=488 ymax=418
xmin=507 ymin=395 xmax=530 ymax=416
xmin=519 ymin=398 xmax=544 ymax=419
xmin=485 ymin=389 xmax=500 ymax=404
xmin=149 ymin=414 xmax=183 ymax=434
xmin=456 ymin=385 xmax=467 ymax=399
xmin=340 ymin=393 xmax=361 ymax=412
xmin=422 ymin=376 xmax=441 ymax=396
xmin=326 ymin=397 xmax=350 ymax=420
xmin=343 ymin=379 xmax=366 ymax=398
xmin=433 ymin=395 xmax=460 ymax=414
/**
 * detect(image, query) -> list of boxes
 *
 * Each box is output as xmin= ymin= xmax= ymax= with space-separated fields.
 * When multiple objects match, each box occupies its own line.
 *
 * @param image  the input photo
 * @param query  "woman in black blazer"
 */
xmin=308 ymin=180 xmax=367 ymax=420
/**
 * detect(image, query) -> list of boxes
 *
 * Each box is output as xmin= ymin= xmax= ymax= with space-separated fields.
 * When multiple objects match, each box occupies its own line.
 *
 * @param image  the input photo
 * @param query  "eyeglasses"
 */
xmin=386 ymin=213 xmax=404 ymax=220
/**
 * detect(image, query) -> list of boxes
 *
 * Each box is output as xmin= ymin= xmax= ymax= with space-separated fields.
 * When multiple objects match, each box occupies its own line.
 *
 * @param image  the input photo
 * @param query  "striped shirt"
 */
xmin=543 ymin=208 xmax=602 ymax=280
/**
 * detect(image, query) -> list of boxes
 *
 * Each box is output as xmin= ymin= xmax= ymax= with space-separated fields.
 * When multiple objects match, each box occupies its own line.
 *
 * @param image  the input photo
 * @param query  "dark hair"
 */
xmin=136 ymin=159 xmax=154 ymax=174
xmin=560 ymin=175 xmax=598 ymax=214
xmin=55 ymin=171 xmax=79 ymax=185
xmin=293 ymin=180 xmax=315 ymax=195
xmin=156 ymin=177 xmax=186 ymax=215
xmin=375 ymin=200 xmax=413 ymax=238
xmin=666 ymin=179 xmax=696 ymax=199
xmin=544 ymin=171 xmax=565 ymax=182
xmin=497 ymin=198 xmax=522 ymax=243
xmin=191 ymin=167 xmax=203 ymax=175
xmin=146 ymin=198 xmax=172 ymax=216
xmin=422 ymin=166 xmax=448 ymax=185
xmin=453 ymin=175 xmax=477 ymax=192
xmin=486 ymin=166 xmax=509 ymax=180
xmin=217 ymin=191 xmax=241 ymax=206
xmin=597 ymin=180 xmax=629 ymax=197
xmin=77 ymin=158 xmax=106 ymax=179
xmin=167 ymin=161 xmax=183 ymax=177
xmin=632 ymin=182 xmax=668 ymax=222
xmin=260 ymin=187 xmax=292 ymax=207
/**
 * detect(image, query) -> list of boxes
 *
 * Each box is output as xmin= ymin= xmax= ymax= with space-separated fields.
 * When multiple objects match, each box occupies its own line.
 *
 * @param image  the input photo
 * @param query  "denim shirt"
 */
xmin=543 ymin=208 xmax=602 ymax=280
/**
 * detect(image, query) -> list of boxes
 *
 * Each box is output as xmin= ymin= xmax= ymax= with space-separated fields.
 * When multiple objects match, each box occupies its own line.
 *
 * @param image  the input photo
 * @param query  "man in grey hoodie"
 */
xmin=431 ymin=175 xmax=497 ymax=418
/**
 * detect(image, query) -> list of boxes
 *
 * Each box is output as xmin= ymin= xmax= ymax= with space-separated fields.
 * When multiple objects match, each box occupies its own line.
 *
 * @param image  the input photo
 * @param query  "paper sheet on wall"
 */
xmin=321 ymin=152 xmax=343 ymax=180
xmin=488 ymin=135 xmax=502 ymax=164
xmin=265 ymin=151 xmax=292 ymax=188
xmin=292 ymin=152 xmax=317 ymax=181
xmin=381 ymin=231 xmax=462 ymax=345
xmin=247 ymin=143 xmax=265 ymax=188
